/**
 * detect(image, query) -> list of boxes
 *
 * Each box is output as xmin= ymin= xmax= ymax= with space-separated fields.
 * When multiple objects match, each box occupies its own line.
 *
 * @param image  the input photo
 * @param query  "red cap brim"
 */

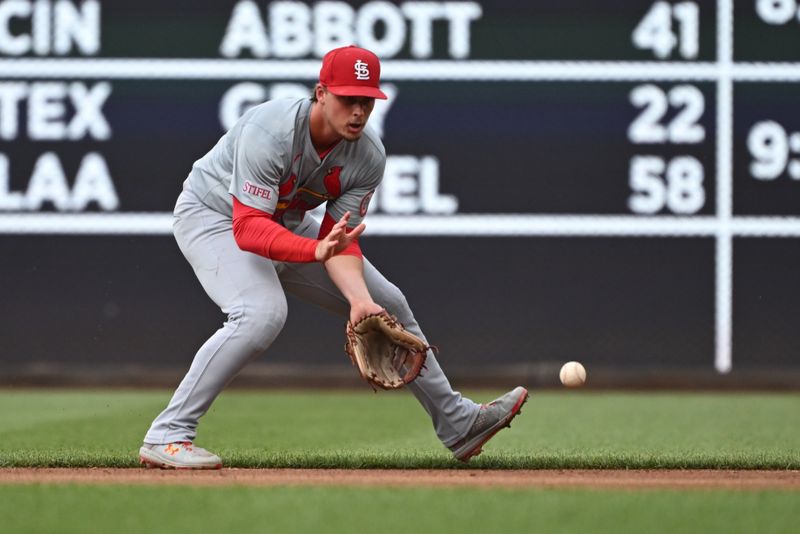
xmin=326 ymin=85 xmax=388 ymax=100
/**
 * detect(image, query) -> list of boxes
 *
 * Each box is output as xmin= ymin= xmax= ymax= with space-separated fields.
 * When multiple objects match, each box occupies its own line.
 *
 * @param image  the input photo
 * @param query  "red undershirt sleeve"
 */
xmin=232 ymin=197 xmax=317 ymax=262
xmin=318 ymin=212 xmax=363 ymax=259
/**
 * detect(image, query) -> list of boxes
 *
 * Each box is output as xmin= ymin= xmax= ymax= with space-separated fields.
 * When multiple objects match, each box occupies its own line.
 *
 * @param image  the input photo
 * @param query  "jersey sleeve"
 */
xmin=325 ymin=156 xmax=384 ymax=227
xmin=228 ymin=122 xmax=286 ymax=214
xmin=232 ymin=197 xmax=317 ymax=262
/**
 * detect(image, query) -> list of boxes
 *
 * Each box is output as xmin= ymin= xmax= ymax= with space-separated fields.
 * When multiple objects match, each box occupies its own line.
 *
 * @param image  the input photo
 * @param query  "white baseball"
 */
xmin=559 ymin=361 xmax=587 ymax=387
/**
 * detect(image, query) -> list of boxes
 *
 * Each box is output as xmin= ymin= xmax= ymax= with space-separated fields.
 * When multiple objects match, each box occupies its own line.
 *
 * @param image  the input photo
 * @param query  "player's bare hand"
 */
xmin=315 ymin=211 xmax=366 ymax=262
xmin=349 ymin=300 xmax=384 ymax=325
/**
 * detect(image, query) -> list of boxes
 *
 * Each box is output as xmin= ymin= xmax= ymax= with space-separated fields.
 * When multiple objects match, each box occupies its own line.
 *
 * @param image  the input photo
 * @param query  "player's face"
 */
xmin=321 ymin=89 xmax=375 ymax=142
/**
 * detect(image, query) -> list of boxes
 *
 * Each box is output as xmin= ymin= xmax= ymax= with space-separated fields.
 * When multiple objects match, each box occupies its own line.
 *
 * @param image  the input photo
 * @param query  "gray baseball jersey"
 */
xmin=186 ymin=97 xmax=384 ymax=230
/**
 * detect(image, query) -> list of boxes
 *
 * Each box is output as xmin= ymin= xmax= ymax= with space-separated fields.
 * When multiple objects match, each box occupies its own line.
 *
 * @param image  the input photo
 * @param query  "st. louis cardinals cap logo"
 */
xmin=354 ymin=60 xmax=370 ymax=80
xmin=318 ymin=45 xmax=387 ymax=100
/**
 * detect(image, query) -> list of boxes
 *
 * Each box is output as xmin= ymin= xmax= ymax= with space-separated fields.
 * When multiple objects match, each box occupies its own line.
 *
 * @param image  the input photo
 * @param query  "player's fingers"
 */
xmin=327 ymin=226 xmax=345 ymax=241
xmin=346 ymin=223 xmax=366 ymax=241
xmin=333 ymin=215 xmax=349 ymax=231
xmin=345 ymin=221 xmax=365 ymax=234
xmin=328 ymin=222 xmax=346 ymax=238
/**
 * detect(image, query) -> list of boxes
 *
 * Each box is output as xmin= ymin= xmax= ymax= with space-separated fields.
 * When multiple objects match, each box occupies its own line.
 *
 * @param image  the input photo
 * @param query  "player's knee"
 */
xmin=234 ymin=298 xmax=288 ymax=351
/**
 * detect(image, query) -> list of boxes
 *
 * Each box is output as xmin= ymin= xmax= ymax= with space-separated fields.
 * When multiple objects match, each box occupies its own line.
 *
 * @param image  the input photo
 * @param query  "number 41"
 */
xmin=632 ymin=1 xmax=699 ymax=59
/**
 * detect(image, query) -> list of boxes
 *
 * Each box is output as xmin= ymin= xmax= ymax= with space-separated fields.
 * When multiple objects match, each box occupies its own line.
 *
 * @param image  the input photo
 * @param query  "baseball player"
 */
xmin=139 ymin=46 xmax=528 ymax=469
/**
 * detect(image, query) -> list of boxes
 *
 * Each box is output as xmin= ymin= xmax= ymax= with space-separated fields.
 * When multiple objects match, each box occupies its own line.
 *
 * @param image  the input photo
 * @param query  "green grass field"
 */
xmin=1 ymin=485 xmax=797 ymax=534
xmin=0 ymin=389 xmax=798 ymax=533
xmin=0 ymin=389 xmax=797 ymax=469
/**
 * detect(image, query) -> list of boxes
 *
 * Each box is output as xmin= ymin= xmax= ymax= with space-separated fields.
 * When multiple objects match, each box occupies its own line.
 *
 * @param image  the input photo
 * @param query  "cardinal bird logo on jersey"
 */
xmin=323 ymin=166 xmax=343 ymax=197
xmin=273 ymin=167 xmax=344 ymax=220
xmin=277 ymin=174 xmax=298 ymax=199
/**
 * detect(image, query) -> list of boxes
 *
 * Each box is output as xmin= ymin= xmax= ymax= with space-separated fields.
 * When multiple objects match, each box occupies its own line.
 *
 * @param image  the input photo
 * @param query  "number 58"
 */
xmin=628 ymin=156 xmax=705 ymax=214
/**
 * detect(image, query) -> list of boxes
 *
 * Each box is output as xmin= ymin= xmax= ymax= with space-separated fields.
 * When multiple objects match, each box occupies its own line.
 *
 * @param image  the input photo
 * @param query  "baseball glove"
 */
xmin=345 ymin=311 xmax=429 ymax=390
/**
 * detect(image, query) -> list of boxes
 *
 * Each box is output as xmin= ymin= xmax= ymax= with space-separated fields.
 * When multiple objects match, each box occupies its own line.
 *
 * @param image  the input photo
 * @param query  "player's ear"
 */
xmin=314 ymin=84 xmax=326 ymax=103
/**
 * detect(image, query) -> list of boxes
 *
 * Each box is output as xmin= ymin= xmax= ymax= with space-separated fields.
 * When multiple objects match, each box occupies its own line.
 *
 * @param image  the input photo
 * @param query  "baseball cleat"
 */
xmin=139 ymin=442 xmax=222 ymax=470
xmin=448 ymin=386 xmax=529 ymax=462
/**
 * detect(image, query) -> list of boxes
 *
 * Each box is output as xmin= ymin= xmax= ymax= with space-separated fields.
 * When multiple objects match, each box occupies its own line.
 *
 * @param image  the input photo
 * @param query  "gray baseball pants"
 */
xmin=144 ymin=186 xmax=480 ymax=447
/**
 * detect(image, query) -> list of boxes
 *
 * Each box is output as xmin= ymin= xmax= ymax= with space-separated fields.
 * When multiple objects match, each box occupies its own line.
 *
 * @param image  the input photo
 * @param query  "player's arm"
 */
xmin=314 ymin=209 xmax=380 ymax=323
xmin=233 ymin=199 xmax=363 ymax=263
xmin=320 ymin=174 xmax=383 ymax=323
xmin=232 ymin=198 xmax=317 ymax=261
xmin=324 ymin=250 xmax=383 ymax=325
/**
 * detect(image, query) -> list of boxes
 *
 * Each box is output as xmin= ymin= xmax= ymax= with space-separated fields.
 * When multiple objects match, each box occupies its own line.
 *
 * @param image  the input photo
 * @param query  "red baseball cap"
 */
xmin=319 ymin=45 xmax=388 ymax=100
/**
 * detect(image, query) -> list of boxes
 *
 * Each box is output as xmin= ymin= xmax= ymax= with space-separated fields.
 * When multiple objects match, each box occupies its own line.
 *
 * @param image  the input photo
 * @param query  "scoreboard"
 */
xmin=1 ymin=0 xmax=799 ymax=379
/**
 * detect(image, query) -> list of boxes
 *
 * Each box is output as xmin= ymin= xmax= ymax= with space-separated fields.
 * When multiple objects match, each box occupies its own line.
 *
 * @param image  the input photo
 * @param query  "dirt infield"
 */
xmin=0 ymin=468 xmax=798 ymax=490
